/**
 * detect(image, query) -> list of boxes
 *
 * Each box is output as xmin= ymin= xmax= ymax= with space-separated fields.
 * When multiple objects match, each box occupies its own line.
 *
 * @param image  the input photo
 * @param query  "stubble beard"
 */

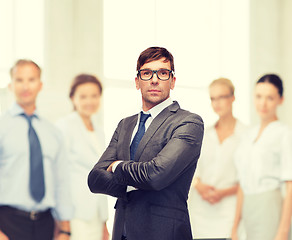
xmin=142 ymin=92 xmax=169 ymax=109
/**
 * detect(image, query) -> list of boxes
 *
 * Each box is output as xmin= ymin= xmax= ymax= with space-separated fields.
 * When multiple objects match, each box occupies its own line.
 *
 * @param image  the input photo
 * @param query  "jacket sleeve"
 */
xmin=112 ymin=114 xmax=204 ymax=191
xmin=88 ymin=120 xmax=127 ymax=199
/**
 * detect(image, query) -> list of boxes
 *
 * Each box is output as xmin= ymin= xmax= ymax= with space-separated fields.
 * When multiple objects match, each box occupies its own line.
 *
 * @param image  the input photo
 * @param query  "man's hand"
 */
xmin=106 ymin=162 xmax=115 ymax=172
xmin=0 ymin=230 xmax=9 ymax=240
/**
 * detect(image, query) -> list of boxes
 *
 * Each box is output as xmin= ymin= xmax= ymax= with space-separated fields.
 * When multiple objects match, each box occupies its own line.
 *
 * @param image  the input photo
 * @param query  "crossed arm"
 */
xmin=88 ymin=115 xmax=204 ymax=196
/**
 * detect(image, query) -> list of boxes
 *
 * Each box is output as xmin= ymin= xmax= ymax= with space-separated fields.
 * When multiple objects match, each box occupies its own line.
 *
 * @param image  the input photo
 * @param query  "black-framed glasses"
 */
xmin=137 ymin=69 xmax=174 ymax=81
xmin=210 ymin=94 xmax=233 ymax=102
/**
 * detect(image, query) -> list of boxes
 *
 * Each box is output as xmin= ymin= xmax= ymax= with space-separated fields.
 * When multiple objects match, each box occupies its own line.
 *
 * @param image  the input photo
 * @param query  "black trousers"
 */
xmin=0 ymin=206 xmax=54 ymax=240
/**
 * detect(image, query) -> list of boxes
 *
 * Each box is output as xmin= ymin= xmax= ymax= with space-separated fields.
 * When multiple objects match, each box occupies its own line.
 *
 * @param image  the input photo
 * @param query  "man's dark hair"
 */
xmin=136 ymin=47 xmax=175 ymax=72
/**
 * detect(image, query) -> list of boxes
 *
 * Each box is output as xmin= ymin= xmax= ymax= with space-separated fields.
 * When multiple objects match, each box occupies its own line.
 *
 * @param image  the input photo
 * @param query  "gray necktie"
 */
xmin=22 ymin=114 xmax=45 ymax=202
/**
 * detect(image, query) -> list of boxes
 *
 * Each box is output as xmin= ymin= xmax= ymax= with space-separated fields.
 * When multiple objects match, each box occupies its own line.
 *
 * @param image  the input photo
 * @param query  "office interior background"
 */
xmin=1 ymin=0 xmax=292 ymax=134
xmin=0 ymin=0 xmax=292 ymax=234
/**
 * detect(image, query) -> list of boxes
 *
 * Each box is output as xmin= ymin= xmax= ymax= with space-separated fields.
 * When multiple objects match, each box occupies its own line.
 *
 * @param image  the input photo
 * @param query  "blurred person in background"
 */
xmin=0 ymin=59 xmax=72 ymax=240
xmin=188 ymin=78 xmax=246 ymax=239
xmin=56 ymin=74 xmax=109 ymax=240
xmin=232 ymin=74 xmax=292 ymax=240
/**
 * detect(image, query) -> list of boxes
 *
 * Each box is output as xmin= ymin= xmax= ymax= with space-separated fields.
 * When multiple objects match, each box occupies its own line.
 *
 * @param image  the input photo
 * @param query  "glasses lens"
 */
xmin=157 ymin=69 xmax=170 ymax=80
xmin=140 ymin=70 xmax=153 ymax=80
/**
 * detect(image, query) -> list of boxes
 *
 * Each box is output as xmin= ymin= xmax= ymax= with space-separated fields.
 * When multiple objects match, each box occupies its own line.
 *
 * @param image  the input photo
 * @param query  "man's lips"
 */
xmin=148 ymin=89 xmax=161 ymax=92
xmin=21 ymin=92 xmax=31 ymax=97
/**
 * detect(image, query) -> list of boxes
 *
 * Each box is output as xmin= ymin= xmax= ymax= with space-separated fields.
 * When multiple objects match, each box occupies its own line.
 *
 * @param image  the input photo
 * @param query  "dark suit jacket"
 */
xmin=88 ymin=101 xmax=204 ymax=240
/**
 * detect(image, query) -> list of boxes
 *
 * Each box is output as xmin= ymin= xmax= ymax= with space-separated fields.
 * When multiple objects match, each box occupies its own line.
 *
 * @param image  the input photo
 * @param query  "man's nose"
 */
xmin=22 ymin=82 xmax=29 ymax=90
xmin=151 ymin=72 xmax=159 ymax=84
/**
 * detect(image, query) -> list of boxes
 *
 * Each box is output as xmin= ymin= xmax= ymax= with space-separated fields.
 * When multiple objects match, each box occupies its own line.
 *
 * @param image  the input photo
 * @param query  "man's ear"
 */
xmin=170 ymin=76 xmax=176 ymax=90
xmin=39 ymin=81 xmax=43 ymax=91
xmin=135 ymin=77 xmax=140 ymax=90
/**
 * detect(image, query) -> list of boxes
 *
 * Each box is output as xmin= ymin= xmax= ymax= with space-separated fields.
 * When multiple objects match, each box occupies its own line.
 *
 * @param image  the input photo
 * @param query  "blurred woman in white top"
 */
xmin=57 ymin=74 xmax=109 ymax=240
xmin=188 ymin=78 xmax=246 ymax=238
xmin=232 ymin=74 xmax=292 ymax=240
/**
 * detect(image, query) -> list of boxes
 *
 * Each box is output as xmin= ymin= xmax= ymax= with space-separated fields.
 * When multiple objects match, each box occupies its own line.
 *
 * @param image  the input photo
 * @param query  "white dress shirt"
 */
xmin=235 ymin=120 xmax=292 ymax=195
xmin=112 ymin=97 xmax=174 ymax=192
xmin=0 ymin=103 xmax=73 ymax=220
xmin=132 ymin=97 xmax=174 ymax=137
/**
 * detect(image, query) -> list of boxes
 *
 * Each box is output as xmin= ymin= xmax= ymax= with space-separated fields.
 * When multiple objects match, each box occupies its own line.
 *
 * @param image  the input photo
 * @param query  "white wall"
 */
xmin=1 ymin=0 xmax=291 ymax=125
xmin=249 ymin=0 xmax=292 ymax=125
xmin=42 ymin=0 xmax=292 ymax=126
xmin=0 ymin=0 xmax=45 ymax=112
xmin=41 ymin=0 xmax=104 ymax=122
xmin=279 ymin=0 xmax=292 ymax=125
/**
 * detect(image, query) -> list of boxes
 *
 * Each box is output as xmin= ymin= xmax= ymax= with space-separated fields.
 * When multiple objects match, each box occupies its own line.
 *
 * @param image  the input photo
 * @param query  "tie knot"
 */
xmin=140 ymin=112 xmax=151 ymax=123
xmin=21 ymin=113 xmax=35 ymax=124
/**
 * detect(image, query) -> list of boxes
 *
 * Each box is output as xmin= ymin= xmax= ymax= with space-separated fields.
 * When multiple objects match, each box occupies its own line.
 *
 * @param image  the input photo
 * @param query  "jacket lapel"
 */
xmin=133 ymin=101 xmax=180 ymax=162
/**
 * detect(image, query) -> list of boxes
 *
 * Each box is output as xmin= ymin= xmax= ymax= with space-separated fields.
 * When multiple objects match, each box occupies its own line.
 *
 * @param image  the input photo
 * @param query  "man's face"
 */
xmin=135 ymin=58 xmax=176 ymax=111
xmin=9 ymin=63 xmax=42 ymax=108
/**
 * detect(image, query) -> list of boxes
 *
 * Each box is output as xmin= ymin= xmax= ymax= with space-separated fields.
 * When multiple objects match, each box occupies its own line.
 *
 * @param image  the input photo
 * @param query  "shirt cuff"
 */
xmin=113 ymin=161 xmax=138 ymax=192
xmin=127 ymin=186 xmax=138 ymax=192
xmin=112 ymin=161 xmax=123 ymax=172
xmin=52 ymin=205 xmax=74 ymax=221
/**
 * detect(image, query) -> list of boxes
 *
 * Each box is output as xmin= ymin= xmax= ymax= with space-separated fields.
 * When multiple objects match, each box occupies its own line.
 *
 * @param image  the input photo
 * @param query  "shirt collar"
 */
xmin=141 ymin=97 xmax=173 ymax=119
xmin=9 ymin=102 xmax=40 ymax=118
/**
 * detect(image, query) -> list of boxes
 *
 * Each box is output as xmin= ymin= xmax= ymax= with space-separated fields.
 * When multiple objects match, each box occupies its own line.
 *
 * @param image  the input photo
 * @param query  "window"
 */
xmin=103 ymin=0 xmax=250 ymax=144
xmin=0 ymin=0 xmax=44 ymax=113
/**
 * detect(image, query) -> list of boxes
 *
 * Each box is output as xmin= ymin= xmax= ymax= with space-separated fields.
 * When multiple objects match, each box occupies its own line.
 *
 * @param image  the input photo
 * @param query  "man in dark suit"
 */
xmin=88 ymin=47 xmax=204 ymax=240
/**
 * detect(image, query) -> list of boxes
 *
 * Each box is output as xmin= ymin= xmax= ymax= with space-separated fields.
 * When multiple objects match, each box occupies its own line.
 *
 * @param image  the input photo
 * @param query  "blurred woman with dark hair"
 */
xmin=57 ymin=74 xmax=109 ymax=240
xmin=232 ymin=74 xmax=292 ymax=240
